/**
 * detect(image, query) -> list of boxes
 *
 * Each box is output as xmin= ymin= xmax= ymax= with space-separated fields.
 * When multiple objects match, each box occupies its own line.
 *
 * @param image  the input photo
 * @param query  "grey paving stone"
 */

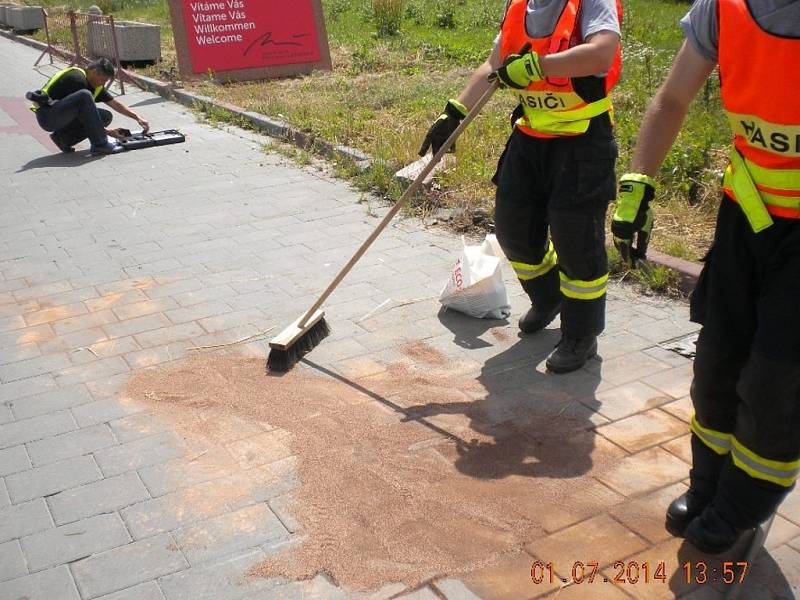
xmin=173 ymin=503 xmax=287 ymax=565
xmin=0 ymin=342 xmax=41 ymax=366
xmin=138 ymin=447 xmax=239 ymax=497
xmin=96 ymin=431 xmax=186 ymax=477
xmin=21 ymin=513 xmax=131 ymax=572
xmin=253 ymin=575 xmax=349 ymax=600
xmin=103 ymin=314 xmax=173 ymax=340
xmin=0 ymin=565 xmax=80 ymax=600
xmin=52 ymin=310 xmax=119 ymax=336
xmin=95 ymin=581 xmax=165 ymax=600
xmin=133 ymin=322 xmax=204 ymax=349
xmin=48 ymin=471 xmax=150 ymax=526
xmin=9 ymin=385 xmax=94 ymax=420
xmin=70 ymin=336 xmax=142 ymax=366
xmin=6 ymin=454 xmax=103 ymax=505
xmin=0 ymin=374 xmax=58 ymax=404
xmin=393 ymin=588 xmax=440 ymax=600
xmin=164 ymin=300 xmax=233 ymax=325
xmin=26 ymin=424 xmax=117 ymax=467
xmin=0 ymin=480 xmax=8 ymax=509
xmin=55 ymin=356 xmax=131 ymax=387
xmin=0 ymin=540 xmax=27 ymax=583
xmin=111 ymin=297 xmax=179 ymax=322
xmin=433 ymin=579 xmax=482 ymax=600
xmin=0 ymin=410 xmax=76 ymax=450
xmin=0 ymin=354 xmax=72 ymax=382
xmin=0 ymin=445 xmax=30 ymax=476
xmin=108 ymin=412 xmax=172 ymax=444
xmin=71 ymin=398 xmax=144 ymax=428
xmin=0 ymin=325 xmax=54 ymax=354
xmin=0 ymin=405 xmax=12 ymax=426
xmin=71 ymin=534 xmax=188 ymax=599
xmin=0 ymin=499 xmax=53 ymax=543
xmin=158 ymin=548 xmax=276 ymax=600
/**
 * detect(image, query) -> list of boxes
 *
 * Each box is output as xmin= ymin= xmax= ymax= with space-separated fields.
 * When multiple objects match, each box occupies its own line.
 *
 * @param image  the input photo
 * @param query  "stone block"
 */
xmin=88 ymin=20 xmax=161 ymax=64
xmin=6 ymin=6 xmax=44 ymax=32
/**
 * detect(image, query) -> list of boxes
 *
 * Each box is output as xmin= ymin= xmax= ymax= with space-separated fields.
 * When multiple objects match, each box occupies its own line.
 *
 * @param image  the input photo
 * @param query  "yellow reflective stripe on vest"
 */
xmin=519 ymin=96 xmax=612 ymax=136
xmin=690 ymin=414 xmax=731 ymax=456
xmin=727 ymin=111 xmax=800 ymax=158
xmin=723 ymin=150 xmax=774 ymax=232
xmin=509 ymin=241 xmax=557 ymax=281
xmin=32 ymin=67 xmax=104 ymax=112
xmin=739 ymin=155 xmax=800 ymax=191
xmin=731 ymin=437 xmax=800 ymax=488
xmin=559 ymin=271 xmax=608 ymax=300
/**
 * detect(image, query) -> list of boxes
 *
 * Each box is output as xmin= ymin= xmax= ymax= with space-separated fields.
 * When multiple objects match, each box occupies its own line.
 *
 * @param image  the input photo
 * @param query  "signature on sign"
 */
xmin=243 ymin=32 xmax=312 ymax=56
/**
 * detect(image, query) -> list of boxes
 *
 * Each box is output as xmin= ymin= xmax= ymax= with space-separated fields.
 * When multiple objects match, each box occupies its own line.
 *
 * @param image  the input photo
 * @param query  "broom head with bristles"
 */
xmin=267 ymin=310 xmax=330 ymax=373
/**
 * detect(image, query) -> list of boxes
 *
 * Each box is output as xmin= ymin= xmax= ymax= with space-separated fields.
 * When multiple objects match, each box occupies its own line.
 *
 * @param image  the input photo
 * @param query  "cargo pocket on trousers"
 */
xmin=553 ymin=140 xmax=618 ymax=209
xmin=491 ymin=136 xmax=513 ymax=187
xmin=689 ymin=245 xmax=714 ymax=325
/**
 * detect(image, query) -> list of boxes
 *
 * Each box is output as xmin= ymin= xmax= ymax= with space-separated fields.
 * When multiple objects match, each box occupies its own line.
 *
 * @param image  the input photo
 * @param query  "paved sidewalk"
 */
xmin=1 ymin=36 xmax=798 ymax=600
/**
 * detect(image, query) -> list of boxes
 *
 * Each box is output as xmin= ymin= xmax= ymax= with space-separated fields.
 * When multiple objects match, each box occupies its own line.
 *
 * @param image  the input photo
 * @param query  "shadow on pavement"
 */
xmin=669 ymin=537 xmax=795 ymax=599
xmin=129 ymin=97 xmax=168 ymax=108
xmin=425 ymin=308 xmax=603 ymax=480
xmin=17 ymin=151 xmax=98 ymax=172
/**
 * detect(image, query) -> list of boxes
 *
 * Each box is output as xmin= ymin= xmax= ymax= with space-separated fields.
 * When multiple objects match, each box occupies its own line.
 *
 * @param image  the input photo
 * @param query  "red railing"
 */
xmin=35 ymin=9 xmax=133 ymax=95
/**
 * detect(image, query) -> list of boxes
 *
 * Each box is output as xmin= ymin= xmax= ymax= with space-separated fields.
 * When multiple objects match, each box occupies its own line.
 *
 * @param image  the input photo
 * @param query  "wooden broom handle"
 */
xmin=298 ymin=81 xmax=500 ymax=327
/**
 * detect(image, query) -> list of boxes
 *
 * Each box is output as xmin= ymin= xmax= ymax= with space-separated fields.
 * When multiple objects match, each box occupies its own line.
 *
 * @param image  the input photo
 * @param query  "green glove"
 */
xmin=495 ymin=51 xmax=544 ymax=89
xmin=612 ymin=173 xmax=657 ymax=266
xmin=418 ymin=99 xmax=468 ymax=156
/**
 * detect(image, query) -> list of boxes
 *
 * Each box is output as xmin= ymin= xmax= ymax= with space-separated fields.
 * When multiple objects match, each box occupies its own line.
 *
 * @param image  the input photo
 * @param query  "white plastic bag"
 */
xmin=439 ymin=236 xmax=511 ymax=319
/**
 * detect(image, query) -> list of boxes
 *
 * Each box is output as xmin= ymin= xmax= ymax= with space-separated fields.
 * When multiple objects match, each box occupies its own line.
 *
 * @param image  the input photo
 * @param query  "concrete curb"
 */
xmin=4 ymin=29 xmax=702 ymax=290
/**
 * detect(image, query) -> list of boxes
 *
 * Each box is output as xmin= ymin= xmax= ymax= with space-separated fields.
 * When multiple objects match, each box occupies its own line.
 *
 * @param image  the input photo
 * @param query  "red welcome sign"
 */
xmin=168 ymin=0 xmax=331 ymax=81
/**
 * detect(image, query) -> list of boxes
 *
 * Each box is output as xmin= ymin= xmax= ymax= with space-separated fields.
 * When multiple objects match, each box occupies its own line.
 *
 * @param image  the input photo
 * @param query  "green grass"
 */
xmin=27 ymin=0 xmax=724 ymax=261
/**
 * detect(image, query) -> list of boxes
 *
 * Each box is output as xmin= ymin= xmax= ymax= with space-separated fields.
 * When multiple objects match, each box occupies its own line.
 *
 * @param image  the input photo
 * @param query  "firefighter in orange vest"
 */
xmin=612 ymin=0 xmax=800 ymax=553
xmin=420 ymin=0 xmax=622 ymax=373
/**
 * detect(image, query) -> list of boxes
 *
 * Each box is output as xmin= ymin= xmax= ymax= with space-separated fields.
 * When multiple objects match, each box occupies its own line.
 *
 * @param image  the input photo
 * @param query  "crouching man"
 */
xmin=31 ymin=58 xmax=149 ymax=155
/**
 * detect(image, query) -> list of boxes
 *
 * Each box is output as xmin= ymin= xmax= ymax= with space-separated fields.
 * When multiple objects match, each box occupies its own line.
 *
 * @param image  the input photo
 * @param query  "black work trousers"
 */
xmin=493 ymin=126 xmax=617 ymax=338
xmin=689 ymin=196 xmax=800 ymax=530
xmin=36 ymin=89 xmax=112 ymax=148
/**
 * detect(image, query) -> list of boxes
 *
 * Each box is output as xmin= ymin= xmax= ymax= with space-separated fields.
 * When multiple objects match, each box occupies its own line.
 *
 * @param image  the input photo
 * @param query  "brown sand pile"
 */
xmin=125 ymin=347 xmax=622 ymax=592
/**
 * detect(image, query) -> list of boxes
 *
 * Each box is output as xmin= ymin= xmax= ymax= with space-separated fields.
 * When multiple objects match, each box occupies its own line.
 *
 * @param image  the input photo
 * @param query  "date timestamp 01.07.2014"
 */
xmin=531 ymin=560 xmax=750 ymax=586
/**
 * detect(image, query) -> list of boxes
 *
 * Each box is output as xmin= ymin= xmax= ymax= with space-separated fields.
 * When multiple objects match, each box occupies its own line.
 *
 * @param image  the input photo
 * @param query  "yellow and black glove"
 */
xmin=612 ymin=173 xmax=657 ymax=266
xmin=418 ymin=99 xmax=468 ymax=156
xmin=494 ymin=51 xmax=544 ymax=89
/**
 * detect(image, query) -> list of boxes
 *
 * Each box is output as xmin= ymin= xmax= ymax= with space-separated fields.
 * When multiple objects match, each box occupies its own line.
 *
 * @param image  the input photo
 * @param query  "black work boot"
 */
xmin=50 ymin=132 xmax=74 ymax=153
xmin=684 ymin=506 xmax=747 ymax=554
xmin=518 ymin=301 xmax=561 ymax=334
xmin=519 ymin=269 xmax=560 ymax=334
xmin=545 ymin=335 xmax=597 ymax=373
xmin=666 ymin=489 xmax=711 ymax=537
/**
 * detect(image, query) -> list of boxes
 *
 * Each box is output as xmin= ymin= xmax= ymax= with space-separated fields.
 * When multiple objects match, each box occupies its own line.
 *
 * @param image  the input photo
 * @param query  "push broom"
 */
xmin=267 ymin=77 xmax=505 ymax=373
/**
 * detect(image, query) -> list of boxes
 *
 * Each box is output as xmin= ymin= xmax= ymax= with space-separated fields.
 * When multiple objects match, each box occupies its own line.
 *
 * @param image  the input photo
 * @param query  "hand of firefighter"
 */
xmin=493 ymin=51 xmax=544 ymax=89
xmin=611 ymin=173 xmax=656 ymax=266
xmin=418 ymin=99 xmax=467 ymax=156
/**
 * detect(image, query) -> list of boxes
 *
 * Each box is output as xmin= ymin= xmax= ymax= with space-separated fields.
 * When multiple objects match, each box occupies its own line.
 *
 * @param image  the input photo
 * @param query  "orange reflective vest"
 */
xmin=719 ymin=0 xmax=800 ymax=227
xmin=499 ymin=0 xmax=622 ymax=138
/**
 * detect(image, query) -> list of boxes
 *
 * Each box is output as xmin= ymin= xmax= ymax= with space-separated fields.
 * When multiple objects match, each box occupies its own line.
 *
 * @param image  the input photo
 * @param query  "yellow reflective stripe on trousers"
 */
xmin=731 ymin=437 xmax=800 ymax=488
xmin=509 ymin=241 xmax=557 ymax=281
xmin=559 ymin=272 xmax=608 ymax=300
xmin=690 ymin=414 xmax=731 ymax=456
